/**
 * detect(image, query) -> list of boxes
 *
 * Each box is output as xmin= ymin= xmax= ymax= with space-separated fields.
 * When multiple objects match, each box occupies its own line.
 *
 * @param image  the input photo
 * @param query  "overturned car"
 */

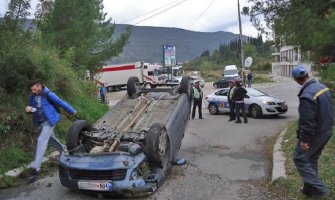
xmin=58 ymin=76 xmax=191 ymax=197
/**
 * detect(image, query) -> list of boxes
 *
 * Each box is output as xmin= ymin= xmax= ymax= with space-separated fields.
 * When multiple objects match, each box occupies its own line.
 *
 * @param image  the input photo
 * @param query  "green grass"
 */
xmin=0 ymin=82 xmax=108 ymax=188
xmin=252 ymin=74 xmax=274 ymax=84
xmin=272 ymin=121 xmax=335 ymax=199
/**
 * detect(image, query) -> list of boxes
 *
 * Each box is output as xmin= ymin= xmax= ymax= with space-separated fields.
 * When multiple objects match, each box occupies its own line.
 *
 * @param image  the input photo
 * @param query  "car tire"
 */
xmin=66 ymin=120 xmax=96 ymax=154
xmin=208 ymin=103 xmax=219 ymax=115
xmin=127 ymin=76 xmax=140 ymax=98
xmin=145 ymin=123 xmax=171 ymax=169
xmin=179 ymin=76 xmax=191 ymax=101
xmin=250 ymin=105 xmax=262 ymax=119
xmin=213 ymin=83 xmax=217 ymax=88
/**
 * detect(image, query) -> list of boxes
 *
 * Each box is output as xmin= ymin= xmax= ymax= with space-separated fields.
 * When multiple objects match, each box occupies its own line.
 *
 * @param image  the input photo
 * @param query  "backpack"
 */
xmin=44 ymin=92 xmax=61 ymax=113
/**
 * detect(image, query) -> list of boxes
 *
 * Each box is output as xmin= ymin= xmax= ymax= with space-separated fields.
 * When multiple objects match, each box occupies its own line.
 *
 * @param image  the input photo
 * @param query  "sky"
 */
xmin=0 ymin=0 xmax=261 ymax=37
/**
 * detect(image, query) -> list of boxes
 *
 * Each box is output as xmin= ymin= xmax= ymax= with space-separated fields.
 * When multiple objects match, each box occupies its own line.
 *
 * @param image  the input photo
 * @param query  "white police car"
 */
xmin=205 ymin=88 xmax=287 ymax=118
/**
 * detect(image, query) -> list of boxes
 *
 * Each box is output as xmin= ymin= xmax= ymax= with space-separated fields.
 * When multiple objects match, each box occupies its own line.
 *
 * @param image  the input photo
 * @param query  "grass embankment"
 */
xmin=0 ymin=82 xmax=108 ymax=188
xmin=272 ymin=121 xmax=335 ymax=199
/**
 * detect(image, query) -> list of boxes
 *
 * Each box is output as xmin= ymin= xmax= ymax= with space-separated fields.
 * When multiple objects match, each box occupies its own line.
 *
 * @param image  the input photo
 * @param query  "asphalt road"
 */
xmin=0 ymin=79 xmax=300 ymax=200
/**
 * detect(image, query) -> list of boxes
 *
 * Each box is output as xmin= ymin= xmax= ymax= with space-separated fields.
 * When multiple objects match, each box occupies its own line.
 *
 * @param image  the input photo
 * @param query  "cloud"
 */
xmin=0 ymin=0 xmax=261 ymax=37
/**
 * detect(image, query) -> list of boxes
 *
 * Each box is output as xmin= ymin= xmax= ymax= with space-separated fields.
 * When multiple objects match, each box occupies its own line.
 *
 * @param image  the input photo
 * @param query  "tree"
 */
xmin=244 ymin=0 xmax=335 ymax=59
xmin=38 ymin=0 xmax=131 ymax=71
xmin=4 ymin=0 xmax=31 ymax=31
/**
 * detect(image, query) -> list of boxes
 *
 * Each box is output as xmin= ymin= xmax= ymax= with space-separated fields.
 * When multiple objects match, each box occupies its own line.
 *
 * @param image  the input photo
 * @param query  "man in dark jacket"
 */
xmin=292 ymin=65 xmax=333 ymax=199
xmin=191 ymin=81 xmax=204 ymax=120
xmin=25 ymin=81 xmax=76 ymax=183
xmin=232 ymin=82 xmax=248 ymax=123
xmin=227 ymin=80 xmax=236 ymax=121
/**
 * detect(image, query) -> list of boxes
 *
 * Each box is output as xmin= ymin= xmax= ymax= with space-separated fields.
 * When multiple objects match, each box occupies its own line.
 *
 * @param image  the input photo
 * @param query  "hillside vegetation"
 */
xmin=184 ymin=35 xmax=273 ymax=76
xmin=0 ymin=0 xmax=129 ymax=187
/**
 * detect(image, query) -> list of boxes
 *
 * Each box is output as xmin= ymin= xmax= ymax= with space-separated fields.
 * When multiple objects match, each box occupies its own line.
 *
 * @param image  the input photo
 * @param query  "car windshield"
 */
xmin=225 ymin=69 xmax=238 ymax=75
xmin=247 ymin=88 xmax=267 ymax=97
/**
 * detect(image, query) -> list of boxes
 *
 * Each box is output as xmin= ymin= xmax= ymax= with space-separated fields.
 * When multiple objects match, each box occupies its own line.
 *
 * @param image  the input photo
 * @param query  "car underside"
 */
xmin=58 ymin=76 xmax=191 ymax=198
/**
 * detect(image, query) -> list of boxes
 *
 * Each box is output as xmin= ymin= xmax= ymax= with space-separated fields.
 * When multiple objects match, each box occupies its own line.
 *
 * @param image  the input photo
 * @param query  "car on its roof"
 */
xmin=59 ymin=76 xmax=192 ymax=198
xmin=205 ymin=87 xmax=287 ymax=118
xmin=190 ymin=76 xmax=205 ymax=87
xmin=213 ymin=76 xmax=241 ymax=89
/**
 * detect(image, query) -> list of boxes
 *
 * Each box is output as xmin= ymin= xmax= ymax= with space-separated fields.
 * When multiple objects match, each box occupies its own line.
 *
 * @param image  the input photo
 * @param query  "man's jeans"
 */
xmin=30 ymin=122 xmax=64 ymax=170
xmin=293 ymin=129 xmax=333 ymax=194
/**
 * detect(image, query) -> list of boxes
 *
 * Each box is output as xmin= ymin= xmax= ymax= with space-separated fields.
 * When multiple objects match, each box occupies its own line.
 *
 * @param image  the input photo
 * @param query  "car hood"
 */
xmin=256 ymin=95 xmax=285 ymax=103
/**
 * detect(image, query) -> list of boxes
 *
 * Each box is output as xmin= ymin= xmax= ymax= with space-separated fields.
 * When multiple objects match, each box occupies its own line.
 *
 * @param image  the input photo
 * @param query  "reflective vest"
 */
xmin=193 ymin=87 xmax=201 ymax=99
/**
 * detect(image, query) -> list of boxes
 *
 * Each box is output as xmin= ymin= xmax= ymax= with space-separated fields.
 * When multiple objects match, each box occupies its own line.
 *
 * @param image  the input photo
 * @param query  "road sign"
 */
xmin=163 ymin=45 xmax=176 ymax=67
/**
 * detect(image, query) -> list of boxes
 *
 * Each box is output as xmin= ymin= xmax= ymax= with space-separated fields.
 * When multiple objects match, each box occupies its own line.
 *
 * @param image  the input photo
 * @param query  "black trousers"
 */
xmin=100 ymin=94 xmax=106 ymax=103
xmin=235 ymin=102 xmax=247 ymax=122
xmin=229 ymin=100 xmax=235 ymax=120
xmin=192 ymin=99 xmax=202 ymax=119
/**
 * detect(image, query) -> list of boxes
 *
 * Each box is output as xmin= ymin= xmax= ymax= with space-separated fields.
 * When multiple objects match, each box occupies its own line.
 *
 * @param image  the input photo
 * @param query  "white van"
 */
xmin=224 ymin=65 xmax=239 ymax=78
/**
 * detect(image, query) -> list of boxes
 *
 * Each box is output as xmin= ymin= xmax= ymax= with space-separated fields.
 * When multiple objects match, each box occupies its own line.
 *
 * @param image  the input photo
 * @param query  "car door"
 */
xmin=214 ymin=89 xmax=230 ymax=112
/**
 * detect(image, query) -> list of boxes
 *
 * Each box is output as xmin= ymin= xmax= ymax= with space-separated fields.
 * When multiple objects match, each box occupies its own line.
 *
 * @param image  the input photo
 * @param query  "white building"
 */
xmin=272 ymin=45 xmax=311 ymax=77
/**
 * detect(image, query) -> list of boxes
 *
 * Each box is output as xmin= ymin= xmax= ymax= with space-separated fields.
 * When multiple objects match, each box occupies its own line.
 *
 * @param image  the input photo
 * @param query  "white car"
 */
xmin=205 ymin=88 xmax=288 ymax=118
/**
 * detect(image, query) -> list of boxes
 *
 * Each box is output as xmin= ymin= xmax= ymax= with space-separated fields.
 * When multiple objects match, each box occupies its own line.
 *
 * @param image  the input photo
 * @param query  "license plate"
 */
xmin=281 ymin=105 xmax=287 ymax=109
xmin=78 ymin=181 xmax=113 ymax=191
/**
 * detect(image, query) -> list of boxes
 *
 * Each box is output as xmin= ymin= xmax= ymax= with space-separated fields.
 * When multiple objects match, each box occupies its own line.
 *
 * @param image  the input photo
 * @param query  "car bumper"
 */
xmin=58 ymin=153 xmax=162 ymax=197
xmin=262 ymin=105 xmax=288 ymax=115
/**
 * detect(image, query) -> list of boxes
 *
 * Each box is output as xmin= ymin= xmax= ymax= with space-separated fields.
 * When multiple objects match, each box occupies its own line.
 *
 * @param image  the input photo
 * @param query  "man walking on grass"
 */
xmin=25 ymin=80 xmax=76 ymax=183
xmin=292 ymin=65 xmax=333 ymax=199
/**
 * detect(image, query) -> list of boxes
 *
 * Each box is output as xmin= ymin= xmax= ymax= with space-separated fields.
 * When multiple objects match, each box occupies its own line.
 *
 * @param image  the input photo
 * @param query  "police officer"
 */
xmin=292 ymin=65 xmax=334 ymax=199
xmin=227 ymin=80 xmax=236 ymax=121
xmin=232 ymin=81 xmax=248 ymax=123
xmin=191 ymin=80 xmax=204 ymax=120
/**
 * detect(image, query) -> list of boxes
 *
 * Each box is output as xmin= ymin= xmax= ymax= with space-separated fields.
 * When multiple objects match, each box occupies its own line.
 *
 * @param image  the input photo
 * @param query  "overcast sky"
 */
xmin=0 ymin=0 xmax=260 ymax=37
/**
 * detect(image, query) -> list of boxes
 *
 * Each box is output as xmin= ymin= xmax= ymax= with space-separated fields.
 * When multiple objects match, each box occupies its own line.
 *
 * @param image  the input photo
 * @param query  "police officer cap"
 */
xmin=292 ymin=65 xmax=308 ymax=78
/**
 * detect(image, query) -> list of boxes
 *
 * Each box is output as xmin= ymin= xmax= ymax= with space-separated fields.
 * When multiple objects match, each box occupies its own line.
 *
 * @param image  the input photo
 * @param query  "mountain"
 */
xmin=21 ymin=19 xmax=245 ymax=65
xmin=111 ymin=24 xmax=244 ymax=64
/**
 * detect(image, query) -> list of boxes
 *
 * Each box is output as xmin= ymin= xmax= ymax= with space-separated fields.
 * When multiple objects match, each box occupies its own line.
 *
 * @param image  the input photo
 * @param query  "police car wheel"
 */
xmin=250 ymin=105 xmax=262 ymax=119
xmin=208 ymin=103 xmax=219 ymax=115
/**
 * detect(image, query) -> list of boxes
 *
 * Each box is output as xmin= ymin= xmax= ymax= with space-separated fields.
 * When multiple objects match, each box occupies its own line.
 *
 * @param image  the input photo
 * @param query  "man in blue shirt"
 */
xmin=25 ymin=80 xmax=76 ymax=183
xmin=292 ymin=66 xmax=333 ymax=199
xmin=100 ymin=83 xmax=107 ymax=104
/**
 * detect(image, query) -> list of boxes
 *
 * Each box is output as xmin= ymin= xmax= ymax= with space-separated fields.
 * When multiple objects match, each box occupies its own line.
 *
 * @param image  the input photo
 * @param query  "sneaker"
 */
xmin=27 ymin=168 xmax=40 ymax=184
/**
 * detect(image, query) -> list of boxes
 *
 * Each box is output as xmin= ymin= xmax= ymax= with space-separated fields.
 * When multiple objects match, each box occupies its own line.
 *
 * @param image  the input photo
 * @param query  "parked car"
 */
xmin=224 ymin=65 xmax=239 ymax=78
xmin=59 ymin=76 xmax=192 ymax=198
xmin=213 ymin=76 xmax=241 ymax=88
xmin=205 ymin=87 xmax=287 ymax=118
xmin=190 ymin=76 xmax=205 ymax=87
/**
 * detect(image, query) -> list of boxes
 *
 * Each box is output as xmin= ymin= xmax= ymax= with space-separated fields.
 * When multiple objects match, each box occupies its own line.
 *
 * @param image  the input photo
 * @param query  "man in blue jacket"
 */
xmin=292 ymin=65 xmax=334 ymax=199
xmin=25 ymin=80 xmax=76 ymax=183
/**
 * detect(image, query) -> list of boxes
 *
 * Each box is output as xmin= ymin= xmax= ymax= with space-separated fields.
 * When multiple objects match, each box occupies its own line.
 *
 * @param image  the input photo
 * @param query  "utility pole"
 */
xmin=237 ymin=0 xmax=244 ymax=68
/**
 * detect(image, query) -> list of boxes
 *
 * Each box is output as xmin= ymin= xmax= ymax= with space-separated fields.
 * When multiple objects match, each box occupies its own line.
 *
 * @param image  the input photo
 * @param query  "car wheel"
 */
xmin=145 ymin=123 xmax=171 ymax=169
xmin=127 ymin=76 xmax=141 ymax=98
xmin=250 ymin=105 xmax=262 ymax=119
xmin=208 ymin=103 xmax=219 ymax=115
xmin=66 ymin=120 xmax=96 ymax=154
xmin=213 ymin=83 xmax=217 ymax=88
xmin=179 ymin=76 xmax=191 ymax=101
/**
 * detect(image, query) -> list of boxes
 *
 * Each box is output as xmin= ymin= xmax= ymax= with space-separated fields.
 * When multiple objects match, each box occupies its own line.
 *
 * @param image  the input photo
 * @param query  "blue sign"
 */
xmin=163 ymin=44 xmax=176 ymax=67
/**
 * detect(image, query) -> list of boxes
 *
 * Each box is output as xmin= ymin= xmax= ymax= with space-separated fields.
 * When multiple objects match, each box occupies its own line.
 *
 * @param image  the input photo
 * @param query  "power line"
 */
xmin=115 ymin=0 xmax=189 ymax=34
xmin=189 ymin=0 xmax=216 ymax=27
xmin=134 ymin=0 xmax=189 ymax=25
xmin=119 ymin=0 xmax=182 ymax=24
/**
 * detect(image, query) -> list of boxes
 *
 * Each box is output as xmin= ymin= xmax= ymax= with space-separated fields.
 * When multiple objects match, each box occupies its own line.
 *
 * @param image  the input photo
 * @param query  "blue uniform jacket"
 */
xmin=29 ymin=87 xmax=76 ymax=126
xmin=297 ymin=79 xmax=334 ymax=143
